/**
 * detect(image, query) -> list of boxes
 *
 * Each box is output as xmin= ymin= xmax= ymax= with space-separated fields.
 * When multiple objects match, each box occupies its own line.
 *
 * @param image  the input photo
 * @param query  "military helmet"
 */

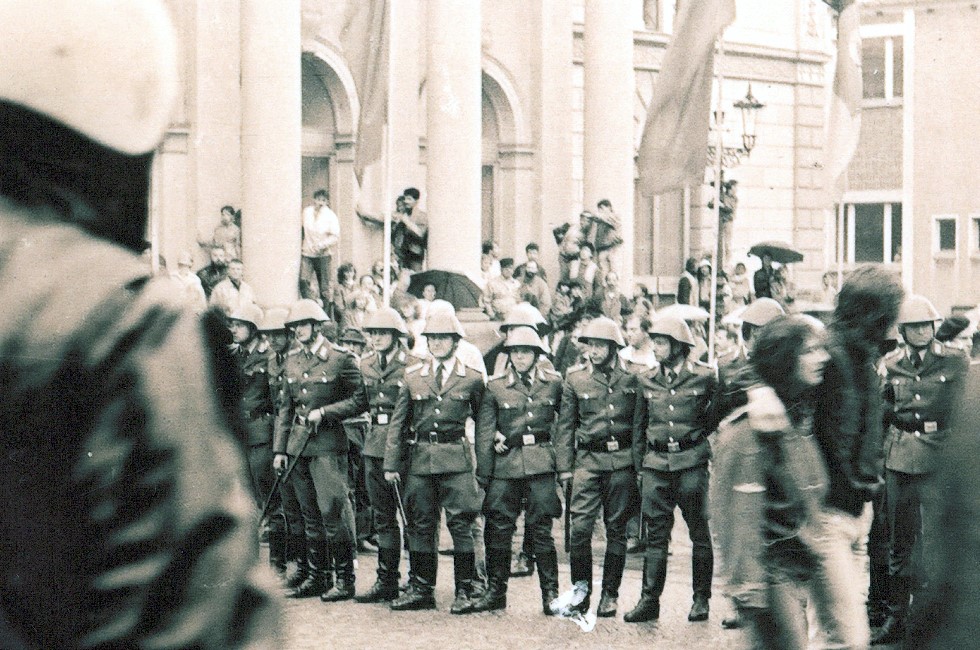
xmin=285 ymin=299 xmax=329 ymax=327
xmin=423 ymin=311 xmax=466 ymax=338
xmin=898 ymin=295 xmax=942 ymax=326
xmin=741 ymin=297 xmax=785 ymax=327
xmin=648 ymin=316 xmax=696 ymax=347
xmin=0 ymin=1 xmax=179 ymax=155
xmin=258 ymin=308 xmax=289 ymax=332
xmin=227 ymin=304 xmax=263 ymax=330
xmin=578 ymin=316 xmax=626 ymax=348
xmin=339 ymin=327 xmax=367 ymax=346
xmin=363 ymin=307 xmax=408 ymax=335
xmin=501 ymin=302 xmax=547 ymax=331
xmin=503 ymin=326 xmax=548 ymax=353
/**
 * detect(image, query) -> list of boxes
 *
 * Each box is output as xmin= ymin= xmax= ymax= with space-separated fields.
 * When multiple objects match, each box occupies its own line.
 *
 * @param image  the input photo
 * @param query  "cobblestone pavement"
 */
xmin=271 ymin=517 xmax=752 ymax=649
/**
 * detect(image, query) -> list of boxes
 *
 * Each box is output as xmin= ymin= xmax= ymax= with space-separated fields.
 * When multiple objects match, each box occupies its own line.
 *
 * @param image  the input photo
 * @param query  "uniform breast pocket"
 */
xmin=578 ymin=394 xmax=600 ymax=415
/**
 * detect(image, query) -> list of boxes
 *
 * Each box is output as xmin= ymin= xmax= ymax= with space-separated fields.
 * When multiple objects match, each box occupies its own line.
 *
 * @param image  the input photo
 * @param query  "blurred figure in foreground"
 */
xmin=0 ymin=1 xmax=276 ymax=647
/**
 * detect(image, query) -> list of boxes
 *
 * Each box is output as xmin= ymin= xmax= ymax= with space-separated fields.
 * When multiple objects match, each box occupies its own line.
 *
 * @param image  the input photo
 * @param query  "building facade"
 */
xmin=152 ymin=0 xmax=836 ymax=308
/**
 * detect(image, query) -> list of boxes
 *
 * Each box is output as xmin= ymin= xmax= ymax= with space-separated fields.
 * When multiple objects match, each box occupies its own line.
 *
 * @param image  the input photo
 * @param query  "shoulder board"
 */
xmin=936 ymin=339 xmax=968 ymax=356
xmin=540 ymin=368 xmax=563 ymax=380
xmin=567 ymin=364 xmax=587 ymax=375
xmin=405 ymin=362 xmax=424 ymax=374
xmin=287 ymin=347 xmax=301 ymax=356
xmin=884 ymin=347 xmax=904 ymax=363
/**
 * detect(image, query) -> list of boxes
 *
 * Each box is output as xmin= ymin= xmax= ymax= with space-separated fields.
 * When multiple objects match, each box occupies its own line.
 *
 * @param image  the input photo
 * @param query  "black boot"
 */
xmin=284 ymin=535 xmax=309 ymax=589
xmin=536 ymin=551 xmax=560 ymax=616
xmin=569 ymin=550 xmax=593 ymax=613
xmin=872 ymin=575 xmax=911 ymax=645
xmin=625 ymin=551 xmax=667 ymax=623
xmin=450 ymin=552 xmax=478 ymax=615
xmin=596 ymin=551 xmax=625 ymax=617
xmin=355 ymin=547 xmax=401 ymax=603
xmin=390 ymin=552 xmax=437 ymax=611
xmin=868 ymin=562 xmax=889 ymax=628
xmin=688 ymin=550 xmax=713 ymax=622
xmin=288 ymin=540 xmax=327 ymax=599
xmin=321 ymin=543 xmax=356 ymax=601
xmin=268 ymin=530 xmax=288 ymax=577
xmin=470 ymin=547 xmax=510 ymax=613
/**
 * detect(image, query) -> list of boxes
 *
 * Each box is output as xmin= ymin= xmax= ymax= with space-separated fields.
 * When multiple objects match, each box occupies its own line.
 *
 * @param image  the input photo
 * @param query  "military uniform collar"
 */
xmin=421 ymin=354 xmax=465 ymax=377
xmin=309 ymin=334 xmax=329 ymax=357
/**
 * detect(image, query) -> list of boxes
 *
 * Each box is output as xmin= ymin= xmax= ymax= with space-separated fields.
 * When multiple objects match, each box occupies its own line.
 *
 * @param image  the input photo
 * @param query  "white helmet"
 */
xmin=0 ymin=0 xmax=178 ymax=154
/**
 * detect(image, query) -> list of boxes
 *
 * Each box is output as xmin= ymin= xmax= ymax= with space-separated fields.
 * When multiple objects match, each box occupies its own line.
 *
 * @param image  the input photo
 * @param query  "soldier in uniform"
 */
xmin=555 ymin=316 xmax=640 ymax=618
xmin=354 ymin=307 xmax=416 ymax=603
xmin=226 ymin=304 xmax=290 ymax=577
xmin=626 ymin=317 xmax=718 ymax=624
xmin=873 ymin=296 xmax=970 ymax=644
xmin=469 ymin=328 xmax=564 ymax=614
xmin=714 ymin=298 xmax=784 ymax=424
xmin=0 ymin=1 xmax=276 ymax=645
xmin=273 ymin=299 xmax=368 ymax=602
xmin=383 ymin=312 xmax=486 ymax=614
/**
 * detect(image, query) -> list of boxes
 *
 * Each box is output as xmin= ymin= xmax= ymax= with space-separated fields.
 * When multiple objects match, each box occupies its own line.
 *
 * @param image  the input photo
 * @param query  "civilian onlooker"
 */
xmin=371 ymin=258 xmax=398 ymax=298
xmin=483 ymin=257 xmax=520 ymax=320
xmin=619 ymin=314 xmax=656 ymax=369
xmin=549 ymin=280 xmax=579 ymax=332
xmin=557 ymin=214 xmax=588 ymax=282
xmin=770 ymin=266 xmax=792 ymax=311
xmin=518 ymin=260 xmax=551 ymax=316
xmin=300 ymin=188 xmax=340 ymax=307
xmin=209 ymin=258 xmax=256 ymax=317
xmin=419 ymin=283 xmax=437 ymax=320
xmin=599 ymin=271 xmax=629 ymax=323
xmin=397 ymin=297 xmax=427 ymax=356
xmin=593 ymin=199 xmax=623 ymax=273
xmin=207 ymin=204 xmax=241 ymax=259
xmin=171 ymin=250 xmax=207 ymax=314
xmin=390 ymin=268 xmax=415 ymax=315
xmin=821 ymin=270 xmax=839 ymax=306
xmin=393 ymin=187 xmax=428 ymax=271
xmin=630 ymin=284 xmax=655 ymax=320
xmin=753 ymin=252 xmax=775 ymax=299
xmin=481 ymin=240 xmax=501 ymax=282
xmin=677 ymin=257 xmax=699 ymax=306
xmin=730 ymin=262 xmax=753 ymax=306
xmin=331 ymin=263 xmax=358 ymax=325
xmin=197 ymin=243 xmax=228 ymax=299
xmin=357 ymin=274 xmax=381 ymax=312
xmin=567 ymin=242 xmax=600 ymax=300
xmin=515 ymin=242 xmax=548 ymax=284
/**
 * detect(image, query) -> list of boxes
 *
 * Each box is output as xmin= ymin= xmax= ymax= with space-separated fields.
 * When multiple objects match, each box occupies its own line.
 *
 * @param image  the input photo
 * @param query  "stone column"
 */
xmin=240 ymin=0 xmax=302 ymax=308
xmin=425 ymin=0 xmax=482 ymax=279
xmin=390 ymin=0 xmax=422 ymax=192
xmin=583 ymin=0 xmax=635 ymax=286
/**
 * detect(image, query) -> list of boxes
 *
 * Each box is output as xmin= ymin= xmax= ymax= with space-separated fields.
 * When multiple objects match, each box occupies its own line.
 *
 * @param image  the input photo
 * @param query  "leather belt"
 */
xmin=506 ymin=431 xmax=551 ymax=448
xmin=248 ymin=409 xmax=272 ymax=420
xmin=578 ymin=434 xmax=632 ymax=453
xmin=892 ymin=419 xmax=937 ymax=434
xmin=652 ymin=434 xmax=704 ymax=453
xmin=412 ymin=431 xmax=465 ymax=444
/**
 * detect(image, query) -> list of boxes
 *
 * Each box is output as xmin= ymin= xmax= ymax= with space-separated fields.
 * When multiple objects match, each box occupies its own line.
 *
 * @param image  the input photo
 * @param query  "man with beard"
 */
xmin=197 ymin=242 xmax=229 ymax=299
xmin=555 ymin=317 xmax=640 ymax=618
xmin=0 ymin=1 xmax=275 ymax=645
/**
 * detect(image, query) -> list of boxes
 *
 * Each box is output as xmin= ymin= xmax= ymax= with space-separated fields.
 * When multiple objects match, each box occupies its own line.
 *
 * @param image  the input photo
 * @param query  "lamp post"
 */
xmin=706 ymin=83 xmax=764 ymax=272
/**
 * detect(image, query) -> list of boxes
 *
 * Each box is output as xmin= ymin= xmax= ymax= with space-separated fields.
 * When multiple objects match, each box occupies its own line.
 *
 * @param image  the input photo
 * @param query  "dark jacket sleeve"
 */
xmin=321 ymin=353 xmax=369 ymax=421
xmin=474 ymin=387 xmax=498 ymax=480
xmin=554 ymin=380 xmax=578 ymax=473
xmin=677 ymin=276 xmax=691 ymax=305
xmin=383 ymin=383 xmax=413 ymax=474
xmin=632 ymin=382 xmax=648 ymax=472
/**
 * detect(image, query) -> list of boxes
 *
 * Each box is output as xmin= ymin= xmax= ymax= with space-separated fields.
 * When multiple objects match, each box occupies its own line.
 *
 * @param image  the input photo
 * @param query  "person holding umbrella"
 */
xmin=754 ymin=252 xmax=776 ymax=299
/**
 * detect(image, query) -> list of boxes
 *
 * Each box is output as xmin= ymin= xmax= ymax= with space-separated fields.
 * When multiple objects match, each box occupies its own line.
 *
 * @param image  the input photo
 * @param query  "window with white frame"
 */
xmin=861 ymin=23 xmax=903 ymax=103
xmin=840 ymin=202 xmax=903 ymax=263
xmin=933 ymin=215 xmax=958 ymax=256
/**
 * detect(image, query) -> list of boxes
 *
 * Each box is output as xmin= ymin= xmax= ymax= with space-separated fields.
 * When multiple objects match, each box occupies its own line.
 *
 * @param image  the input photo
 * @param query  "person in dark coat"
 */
xmin=753 ymin=253 xmax=776 ymax=299
xmin=0 ymin=2 xmax=277 ymax=646
xmin=677 ymin=257 xmax=699 ymax=306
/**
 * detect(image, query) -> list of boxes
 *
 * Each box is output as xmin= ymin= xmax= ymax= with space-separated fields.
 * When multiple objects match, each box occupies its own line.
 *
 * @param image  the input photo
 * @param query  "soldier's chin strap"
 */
xmin=0 ymin=101 xmax=153 ymax=252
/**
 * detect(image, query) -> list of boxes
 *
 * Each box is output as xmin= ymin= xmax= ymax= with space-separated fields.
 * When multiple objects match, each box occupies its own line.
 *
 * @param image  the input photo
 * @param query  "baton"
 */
xmin=259 ymin=419 xmax=318 ymax=523
xmin=392 ymin=478 xmax=409 ymax=530
xmin=563 ymin=478 xmax=573 ymax=554
xmin=637 ymin=471 xmax=647 ymax=545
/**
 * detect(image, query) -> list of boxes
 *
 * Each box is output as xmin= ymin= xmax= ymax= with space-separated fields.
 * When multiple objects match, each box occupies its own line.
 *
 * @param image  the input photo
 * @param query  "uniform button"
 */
xmin=437 ymin=396 xmax=442 ymax=402
xmin=527 ymin=425 xmax=532 ymax=430
xmin=379 ymin=392 xmax=385 ymax=398
xmin=434 ymin=422 xmax=439 ymax=428
xmin=301 ymin=388 xmax=307 ymax=394
xmin=915 ymin=413 xmax=921 ymax=420
xmin=608 ymin=404 xmax=615 ymax=410
xmin=915 ymin=394 xmax=921 ymax=400
xmin=303 ymin=372 xmax=309 ymax=378
xmin=915 ymin=376 xmax=920 ymax=381
xmin=914 ymin=432 xmax=921 ymax=437
xmin=670 ymin=389 xmax=676 ymax=395
xmin=669 ymin=421 xmax=674 ymax=427
xmin=435 ymin=408 xmax=441 ymax=414
xmin=609 ymin=420 xmax=614 ymax=425
xmin=528 ymin=398 xmax=533 ymax=403
xmin=608 ymin=388 xmax=613 ymax=394
xmin=528 ymin=412 xmax=534 ymax=417
xmin=668 ymin=405 xmax=674 ymax=411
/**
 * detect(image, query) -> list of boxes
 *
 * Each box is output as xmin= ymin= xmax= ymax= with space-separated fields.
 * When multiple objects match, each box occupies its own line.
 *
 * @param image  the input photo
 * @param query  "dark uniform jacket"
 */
xmin=475 ymin=366 xmax=563 ymax=479
xmin=634 ymin=359 xmax=717 ymax=472
xmin=359 ymin=346 xmax=415 ymax=459
xmin=383 ymin=355 xmax=485 ymax=476
xmin=273 ymin=334 xmax=368 ymax=457
xmin=267 ymin=347 xmax=288 ymax=417
xmin=555 ymin=357 xmax=639 ymax=474
xmin=0 ymin=208 xmax=275 ymax=648
xmin=234 ymin=338 xmax=275 ymax=445
xmin=883 ymin=340 xmax=969 ymax=475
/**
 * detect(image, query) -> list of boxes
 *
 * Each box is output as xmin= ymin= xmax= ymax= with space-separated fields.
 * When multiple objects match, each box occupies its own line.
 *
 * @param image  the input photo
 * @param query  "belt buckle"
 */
xmin=606 ymin=439 xmax=619 ymax=452
xmin=377 ymin=413 xmax=389 ymax=425
xmin=523 ymin=433 xmax=536 ymax=446
xmin=429 ymin=431 xmax=439 ymax=444
xmin=667 ymin=440 xmax=681 ymax=453
xmin=923 ymin=421 xmax=938 ymax=433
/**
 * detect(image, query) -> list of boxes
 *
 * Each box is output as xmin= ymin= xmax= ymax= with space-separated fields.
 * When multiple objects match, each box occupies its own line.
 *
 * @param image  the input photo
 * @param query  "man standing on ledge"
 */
xmin=301 ymin=188 xmax=340 ymax=307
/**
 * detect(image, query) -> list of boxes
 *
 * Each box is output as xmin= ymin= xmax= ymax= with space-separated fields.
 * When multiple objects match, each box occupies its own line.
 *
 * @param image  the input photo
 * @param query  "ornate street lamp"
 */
xmin=733 ymin=83 xmax=764 ymax=155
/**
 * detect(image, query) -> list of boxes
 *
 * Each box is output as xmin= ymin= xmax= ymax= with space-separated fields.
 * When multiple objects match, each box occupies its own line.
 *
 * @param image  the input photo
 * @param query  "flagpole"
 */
xmin=707 ymin=37 xmax=726 ymax=364
xmin=381 ymin=0 xmax=393 ymax=308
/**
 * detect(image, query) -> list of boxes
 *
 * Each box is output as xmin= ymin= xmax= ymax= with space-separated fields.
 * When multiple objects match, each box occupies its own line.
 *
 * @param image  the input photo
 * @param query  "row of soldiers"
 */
xmin=226 ymin=286 xmax=967 ymax=635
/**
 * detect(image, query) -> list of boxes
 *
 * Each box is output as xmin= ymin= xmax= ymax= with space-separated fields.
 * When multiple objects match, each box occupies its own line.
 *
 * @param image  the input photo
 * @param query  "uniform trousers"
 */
xmin=886 ymin=468 xmax=938 ymax=581
xmin=246 ymin=442 xmax=284 ymax=533
xmin=569 ymin=464 xmax=637 ymax=556
xmin=404 ymin=472 xmax=480 ymax=554
xmin=483 ymin=475 xmax=561 ymax=553
xmin=289 ymin=453 xmax=356 ymax=544
xmin=365 ymin=455 xmax=401 ymax=550
xmin=641 ymin=464 xmax=712 ymax=558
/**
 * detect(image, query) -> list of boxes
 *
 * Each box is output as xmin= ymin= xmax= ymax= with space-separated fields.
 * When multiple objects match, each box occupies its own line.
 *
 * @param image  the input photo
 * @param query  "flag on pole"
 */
xmin=823 ymin=0 xmax=862 ymax=201
xmin=340 ymin=0 xmax=389 ymax=221
xmin=637 ymin=0 xmax=736 ymax=197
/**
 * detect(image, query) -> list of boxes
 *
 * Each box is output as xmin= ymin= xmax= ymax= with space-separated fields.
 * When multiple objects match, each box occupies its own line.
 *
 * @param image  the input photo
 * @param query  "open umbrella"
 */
xmin=657 ymin=303 xmax=711 ymax=322
xmin=408 ymin=269 xmax=483 ymax=310
xmin=748 ymin=241 xmax=804 ymax=265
